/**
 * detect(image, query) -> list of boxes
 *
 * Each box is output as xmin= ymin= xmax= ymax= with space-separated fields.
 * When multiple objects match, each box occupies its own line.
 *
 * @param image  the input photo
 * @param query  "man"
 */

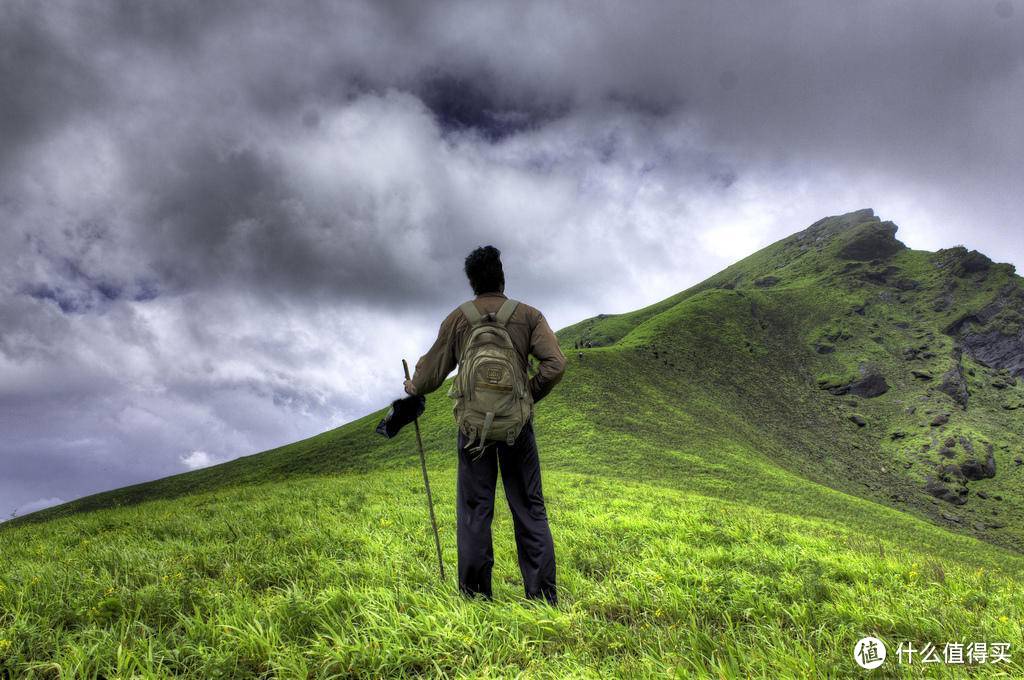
xmin=404 ymin=245 xmax=566 ymax=604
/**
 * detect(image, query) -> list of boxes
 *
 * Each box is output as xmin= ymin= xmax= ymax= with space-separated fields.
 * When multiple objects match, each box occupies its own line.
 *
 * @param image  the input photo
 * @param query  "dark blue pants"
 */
xmin=456 ymin=420 xmax=557 ymax=604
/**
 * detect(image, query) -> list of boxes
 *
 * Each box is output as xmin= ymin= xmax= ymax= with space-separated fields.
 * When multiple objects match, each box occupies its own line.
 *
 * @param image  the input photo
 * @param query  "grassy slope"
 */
xmin=2 ymin=209 xmax=1024 ymax=677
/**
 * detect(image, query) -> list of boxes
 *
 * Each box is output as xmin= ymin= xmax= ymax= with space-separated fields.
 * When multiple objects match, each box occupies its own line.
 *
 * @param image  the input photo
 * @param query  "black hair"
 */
xmin=464 ymin=245 xmax=505 ymax=295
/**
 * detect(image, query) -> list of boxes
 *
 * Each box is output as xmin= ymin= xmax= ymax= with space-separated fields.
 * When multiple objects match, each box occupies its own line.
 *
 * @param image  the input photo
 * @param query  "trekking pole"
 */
xmin=403 ymin=359 xmax=445 ymax=581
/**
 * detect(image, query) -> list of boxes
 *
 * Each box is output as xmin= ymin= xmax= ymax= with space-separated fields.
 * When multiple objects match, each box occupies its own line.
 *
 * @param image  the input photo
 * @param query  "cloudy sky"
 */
xmin=2 ymin=0 xmax=1022 ymax=518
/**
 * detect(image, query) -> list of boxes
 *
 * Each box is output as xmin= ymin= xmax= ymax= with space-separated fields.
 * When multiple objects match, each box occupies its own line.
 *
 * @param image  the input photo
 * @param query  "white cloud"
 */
xmin=181 ymin=450 xmax=221 ymax=470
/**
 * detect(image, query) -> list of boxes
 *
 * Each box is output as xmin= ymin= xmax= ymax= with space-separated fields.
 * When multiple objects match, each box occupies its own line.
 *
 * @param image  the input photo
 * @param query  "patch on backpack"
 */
xmin=485 ymin=366 xmax=503 ymax=383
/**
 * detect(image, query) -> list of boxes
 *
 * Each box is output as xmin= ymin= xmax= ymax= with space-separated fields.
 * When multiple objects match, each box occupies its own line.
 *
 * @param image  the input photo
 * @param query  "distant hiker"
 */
xmin=405 ymin=245 xmax=566 ymax=605
xmin=577 ymin=351 xmax=583 ymax=361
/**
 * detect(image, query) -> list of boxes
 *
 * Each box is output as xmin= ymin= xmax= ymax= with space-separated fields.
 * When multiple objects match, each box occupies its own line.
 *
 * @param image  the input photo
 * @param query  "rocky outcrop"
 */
xmin=837 ymin=221 xmax=907 ymax=261
xmin=936 ymin=246 xmax=994 ymax=277
xmin=958 ymin=250 xmax=993 ymax=275
xmin=795 ymin=208 xmax=877 ymax=242
xmin=827 ymin=365 xmax=889 ymax=398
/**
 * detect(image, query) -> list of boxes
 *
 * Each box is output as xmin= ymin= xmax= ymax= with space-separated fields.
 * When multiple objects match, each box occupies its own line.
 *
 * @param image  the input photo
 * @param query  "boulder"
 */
xmin=939 ymin=361 xmax=970 ymax=409
xmin=849 ymin=414 xmax=867 ymax=427
xmin=930 ymin=413 xmax=950 ymax=427
xmin=827 ymin=365 xmax=890 ymax=398
xmin=960 ymin=459 xmax=995 ymax=481
xmin=960 ymin=445 xmax=997 ymax=481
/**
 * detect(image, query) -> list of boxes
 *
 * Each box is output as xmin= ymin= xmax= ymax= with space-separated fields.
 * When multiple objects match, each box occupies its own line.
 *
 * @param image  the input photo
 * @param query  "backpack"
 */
xmin=447 ymin=298 xmax=533 ymax=455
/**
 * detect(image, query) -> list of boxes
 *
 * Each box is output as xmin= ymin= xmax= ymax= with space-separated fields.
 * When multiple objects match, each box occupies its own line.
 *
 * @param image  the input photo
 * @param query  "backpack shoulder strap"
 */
xmin=459 ymin=300 xmax=484 ymax=326
xmin=495 ymin=298 xmax=519 ymax=326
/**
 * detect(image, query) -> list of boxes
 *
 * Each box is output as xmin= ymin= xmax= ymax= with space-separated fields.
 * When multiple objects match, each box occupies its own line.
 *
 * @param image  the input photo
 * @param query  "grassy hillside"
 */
xmin=3 ymin=209 xmax=1023 ymax=677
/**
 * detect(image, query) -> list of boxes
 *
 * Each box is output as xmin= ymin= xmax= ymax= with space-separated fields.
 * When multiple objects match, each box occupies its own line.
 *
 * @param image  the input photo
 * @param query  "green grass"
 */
xmin=3 ymin=209 xmax=1024 ymax=677
xmin=3 ymin=471 xmax=1023 ymax=678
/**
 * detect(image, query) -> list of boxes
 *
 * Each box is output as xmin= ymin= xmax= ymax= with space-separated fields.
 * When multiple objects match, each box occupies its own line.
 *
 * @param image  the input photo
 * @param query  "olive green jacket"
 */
xmin=411 ymin=292 xmax=567 ymax=403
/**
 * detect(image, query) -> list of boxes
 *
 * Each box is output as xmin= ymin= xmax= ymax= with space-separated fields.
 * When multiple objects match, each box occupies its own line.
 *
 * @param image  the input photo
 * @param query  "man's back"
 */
xmin=410 ymin=291 xmax=566 ymax=405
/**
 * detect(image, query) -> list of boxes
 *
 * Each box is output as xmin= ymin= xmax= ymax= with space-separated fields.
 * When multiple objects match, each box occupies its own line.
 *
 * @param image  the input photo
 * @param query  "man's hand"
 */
xmin=404 ymin=379 xmax=418 ymax=396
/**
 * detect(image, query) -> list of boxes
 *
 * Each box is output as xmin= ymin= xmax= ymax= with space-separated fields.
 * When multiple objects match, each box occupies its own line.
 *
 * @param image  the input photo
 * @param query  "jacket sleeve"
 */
xmin=528 ymin=312 xmax=567 ymax=403
xmin=411 ymin=310 xmax=459 ymax=396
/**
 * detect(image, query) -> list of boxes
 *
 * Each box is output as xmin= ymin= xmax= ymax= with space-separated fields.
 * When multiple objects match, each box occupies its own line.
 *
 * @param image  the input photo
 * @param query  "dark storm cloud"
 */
xmin=0 ymin=3 xmax=109 ymax=170
xmin=2 ymin=0 xmax=1023 ymax=517
xmin=417 ymin=73 xmax=569 ymax=141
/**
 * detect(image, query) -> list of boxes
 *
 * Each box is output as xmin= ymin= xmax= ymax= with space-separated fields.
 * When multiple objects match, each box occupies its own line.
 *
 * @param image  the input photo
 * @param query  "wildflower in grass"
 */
xmin=0 ymin=639 xmax=10 ymax=652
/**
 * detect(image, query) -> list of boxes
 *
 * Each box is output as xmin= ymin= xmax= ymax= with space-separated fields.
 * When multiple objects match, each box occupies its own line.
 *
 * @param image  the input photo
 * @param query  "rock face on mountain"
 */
xmin=963 ymin=330 xmax=1024 ymax=378
xmin=940 ymin=257 xmax=1024 ymax=379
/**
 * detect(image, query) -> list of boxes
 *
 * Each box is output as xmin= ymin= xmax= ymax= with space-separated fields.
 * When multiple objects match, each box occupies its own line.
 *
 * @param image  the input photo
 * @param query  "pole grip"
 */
xmin=402 ymin=358 xmax=411 ymax=381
